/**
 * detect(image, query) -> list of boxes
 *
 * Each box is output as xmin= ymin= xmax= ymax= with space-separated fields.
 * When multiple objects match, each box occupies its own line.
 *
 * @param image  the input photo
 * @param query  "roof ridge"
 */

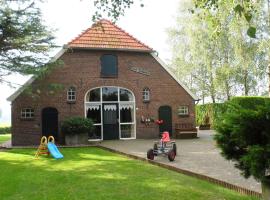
xmin=67 ymin=19 xmax=153 ymax=52
xmin=107 ymin=21 xmax=153 ymax=51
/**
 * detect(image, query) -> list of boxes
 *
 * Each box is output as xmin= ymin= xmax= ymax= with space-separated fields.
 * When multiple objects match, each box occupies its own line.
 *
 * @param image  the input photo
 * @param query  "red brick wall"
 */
xmin=11 ymin=50 xmax=195 ymax=146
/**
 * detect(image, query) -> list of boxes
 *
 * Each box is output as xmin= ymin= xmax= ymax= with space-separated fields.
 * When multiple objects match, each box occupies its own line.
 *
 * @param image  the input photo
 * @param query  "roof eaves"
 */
xmin=66 ymin=46 xmax=154 ymax=53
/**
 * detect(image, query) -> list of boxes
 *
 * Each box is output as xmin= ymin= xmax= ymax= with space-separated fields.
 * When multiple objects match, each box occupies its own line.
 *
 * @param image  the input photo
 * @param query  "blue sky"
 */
xmin=0 ymin=0 xmax=181 ymax=124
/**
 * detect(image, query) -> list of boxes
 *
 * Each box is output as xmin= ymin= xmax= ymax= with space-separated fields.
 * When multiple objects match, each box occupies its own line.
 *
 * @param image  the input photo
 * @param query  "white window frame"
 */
xmin=67 ymin=87 xmax=76 ymax=102
xmin=142 ymin=88 xmax=150 ymax=102
xmin=85 ymin=86 xmax=136 ymax=141
xmin=21 ymin=108 xmax=34 ymax=119
xmin=178 ymin=106 xmax=189 ymax=116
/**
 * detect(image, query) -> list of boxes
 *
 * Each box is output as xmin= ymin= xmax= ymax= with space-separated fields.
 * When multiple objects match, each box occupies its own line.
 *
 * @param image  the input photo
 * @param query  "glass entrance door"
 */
xmin=102 ymin=103 xmax=119 ymax=140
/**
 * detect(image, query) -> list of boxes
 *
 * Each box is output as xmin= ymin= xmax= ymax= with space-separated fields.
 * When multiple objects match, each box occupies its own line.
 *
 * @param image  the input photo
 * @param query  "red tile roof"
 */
xmin=67 ymin=19 xmax=153 ymax=52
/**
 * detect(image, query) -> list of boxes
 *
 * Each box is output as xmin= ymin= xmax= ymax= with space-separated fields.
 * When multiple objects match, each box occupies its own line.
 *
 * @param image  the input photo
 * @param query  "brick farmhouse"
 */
xmin=7 ymin=20 xmax=199 ymax=146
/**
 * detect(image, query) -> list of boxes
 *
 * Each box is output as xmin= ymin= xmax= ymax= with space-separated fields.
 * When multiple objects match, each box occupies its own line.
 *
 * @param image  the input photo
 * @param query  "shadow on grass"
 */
xmin=0 ymin=147 xmax=259 ymax=200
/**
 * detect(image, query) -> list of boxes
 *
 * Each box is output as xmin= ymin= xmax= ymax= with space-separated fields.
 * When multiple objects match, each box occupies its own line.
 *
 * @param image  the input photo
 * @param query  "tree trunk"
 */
xmin=262 ymin=180 xmax=270 ymax=200
xmin=209 ymin=62 xmax=216 ymax=103
xmin=269 ymin=64 xmax=270 ymax=97
xmin=225 ymin=80 xmax=230 ymax=100
xmin=243 ymin=68 xmax=249 ymax=96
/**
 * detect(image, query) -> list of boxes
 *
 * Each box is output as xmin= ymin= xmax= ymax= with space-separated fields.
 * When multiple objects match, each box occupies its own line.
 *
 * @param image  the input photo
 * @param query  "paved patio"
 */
xmin=100 ymin=130 xmax=261 ymax=193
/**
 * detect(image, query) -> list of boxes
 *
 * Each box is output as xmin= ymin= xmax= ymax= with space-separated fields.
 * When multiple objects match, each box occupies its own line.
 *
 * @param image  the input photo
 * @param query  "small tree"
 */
xmin=215 ymin=97 xmax=270 ymax=199
xmin=0 ymin=0 xmax=55 ymax=82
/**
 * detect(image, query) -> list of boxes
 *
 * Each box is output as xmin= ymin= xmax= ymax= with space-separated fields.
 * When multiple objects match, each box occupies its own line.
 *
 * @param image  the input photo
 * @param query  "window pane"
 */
xmin=101 ymin=55 xmax=118 ymax=76
xmin=89 ymin=125 xmax=102 ymax=140
xmin=87 ymin=88 xmax=101 ymax=102
xmin=102 ymin=87 xmax=118 ymax=101
xmin=120 ymin=89 xmax=133 ymax=101
xmin=87 ymin=105 xmax=101 ymax=123
xmin=121 ymin=124 xmax=135 ymax=138
xmin=120 ymin=104 xmax=134 ymax=123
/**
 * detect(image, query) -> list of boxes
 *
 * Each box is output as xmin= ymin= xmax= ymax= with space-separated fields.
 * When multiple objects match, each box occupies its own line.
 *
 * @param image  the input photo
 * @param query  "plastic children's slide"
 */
xmin=47 ymin=142 xmax=64 ymax=159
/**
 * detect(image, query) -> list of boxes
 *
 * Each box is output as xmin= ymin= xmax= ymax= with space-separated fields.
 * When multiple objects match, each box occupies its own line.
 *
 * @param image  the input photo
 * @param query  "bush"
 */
xmin=0 ymin=127 xmax=11 ymax=135
xmin=196 ymin=103 xmax=227 ymax=128
xmin=215 ymin=96 xmax=270 ymax=184
xmin=61 ymin=117 xmax=93 ymax=136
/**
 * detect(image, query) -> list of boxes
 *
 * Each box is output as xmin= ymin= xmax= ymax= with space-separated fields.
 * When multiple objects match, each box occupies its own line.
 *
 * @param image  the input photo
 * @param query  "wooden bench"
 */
xmin=174 ymin=123 xmax=198 ymax=139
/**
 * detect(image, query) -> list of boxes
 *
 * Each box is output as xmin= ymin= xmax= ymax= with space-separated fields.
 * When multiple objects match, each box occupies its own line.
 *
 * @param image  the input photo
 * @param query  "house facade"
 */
xmin=8 ymin=20 xmax=198 ymax=146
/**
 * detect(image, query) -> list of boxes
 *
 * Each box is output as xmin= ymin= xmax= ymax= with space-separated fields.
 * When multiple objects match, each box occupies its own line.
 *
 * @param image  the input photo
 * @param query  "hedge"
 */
xmin=196 ymin=103 xmax=227 ymax=128
xmin=195 ymin=96 xmax=270 ymax=128
xmin=0 ymin=127 xmax=11 ymax=135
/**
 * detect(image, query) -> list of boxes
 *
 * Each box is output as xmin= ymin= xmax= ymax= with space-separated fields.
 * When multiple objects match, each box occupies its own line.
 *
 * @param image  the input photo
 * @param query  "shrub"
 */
xmin=61 ymin=117 xmax=93 ymax=136
xmin=0 ymin=127 xmax=11 ymax=135
xmin=196 ymin=103 xmax=227 ymax=128
xmin=215 ymin=96 xmax=270 ymax=185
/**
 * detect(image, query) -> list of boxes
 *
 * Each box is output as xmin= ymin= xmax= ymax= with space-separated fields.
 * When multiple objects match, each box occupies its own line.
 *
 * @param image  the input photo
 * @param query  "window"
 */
xmin=86 ymin=88 xmax=101 ymax=102
xmin=67 ymin=87 xmax=76 ymax=102
xmin=120 ymin=89 xmax=134 ymax=101
xmin=178 ymin=106 xmax=189 ymax=116
xmin=21 ymin=108 xmax=34 ymax=119
xmin=85 ymin=87 xmax=136 ymax=140
xmin=142 ymin=88 xmax=150 ymax=102
xmin=102 ymin=87 xmax=118 ymax=101
xmin=100 ymin=54 xmax=118 ymax=77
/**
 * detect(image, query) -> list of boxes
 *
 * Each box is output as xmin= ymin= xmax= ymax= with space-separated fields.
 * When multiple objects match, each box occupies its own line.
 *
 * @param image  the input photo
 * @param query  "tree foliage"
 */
xmin=168 ymin=0 xmax=270 ymax=103
xmin=215 ymin=97 xmax=270 ymax=183
xmin=193 ymin=0 xmax=261 ymax=38
xmin=92 ymin=0 xmax=144 ymax=22
xmin=0 ymin=0 xmax=55 ymax=83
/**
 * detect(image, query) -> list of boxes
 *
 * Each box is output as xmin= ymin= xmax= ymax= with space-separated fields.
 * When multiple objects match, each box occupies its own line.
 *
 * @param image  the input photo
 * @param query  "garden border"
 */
xmin=98 ymin=145 xmax=262 ymax=198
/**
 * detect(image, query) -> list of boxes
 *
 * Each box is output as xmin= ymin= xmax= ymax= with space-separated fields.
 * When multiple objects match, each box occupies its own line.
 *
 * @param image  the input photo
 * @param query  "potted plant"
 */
xmin=61 ymin=117 xmax=93 ymax=145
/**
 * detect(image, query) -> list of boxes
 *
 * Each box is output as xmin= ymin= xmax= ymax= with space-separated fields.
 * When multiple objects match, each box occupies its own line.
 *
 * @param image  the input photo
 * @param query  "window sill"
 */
xmin=67 ymin=101 xmax=76 ymax=104
xmin=100 ymin=74 xmax=118 ymax=78
xmin=143 ymin=100 xmax=150 ymax=103
xmin=178 ymin=114 xmax=189 ymax=118
xmin=20 ymin=118 xmax=34 ymax=121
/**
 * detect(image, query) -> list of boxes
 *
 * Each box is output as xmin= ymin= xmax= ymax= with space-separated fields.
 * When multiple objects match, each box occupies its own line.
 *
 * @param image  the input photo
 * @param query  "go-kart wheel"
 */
xmin=168 ymin=149 xmax=176 ymax=162
xmin=147 ymin=149 xmax=155 ymax=160
xmin=173 ymin=143 xmax=177 ymax=156
xmin=153 ymin=143 xmax=158 ymax=156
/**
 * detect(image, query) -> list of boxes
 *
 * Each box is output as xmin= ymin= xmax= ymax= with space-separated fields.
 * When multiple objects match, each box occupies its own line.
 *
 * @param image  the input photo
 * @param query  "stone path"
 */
xmin=100 ymin=130 xmax=261 ymax=193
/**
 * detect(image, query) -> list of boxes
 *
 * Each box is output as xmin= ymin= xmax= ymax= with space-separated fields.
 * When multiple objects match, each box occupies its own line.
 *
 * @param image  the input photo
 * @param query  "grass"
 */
xmin=0 ymin=134 xmax=11 ymax=144
xmin=0 ymin=123 xmax=11 ymax=127
xmin=0 ymin=147 xmax=260 ymax=200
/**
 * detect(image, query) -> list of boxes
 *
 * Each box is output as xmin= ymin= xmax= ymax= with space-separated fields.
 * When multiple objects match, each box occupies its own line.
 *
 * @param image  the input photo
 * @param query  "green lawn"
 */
xmin=0 ymin=134 xmax=11 ymax=144
xmin=0 ymin=148 xmax=259 ymax=200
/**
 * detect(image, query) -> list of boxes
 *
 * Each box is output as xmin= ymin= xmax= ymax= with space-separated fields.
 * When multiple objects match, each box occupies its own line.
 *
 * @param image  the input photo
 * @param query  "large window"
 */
xmin=100 ymin=55 xmax=118 ymax=77
xmin=85 ymin=87 xmax=136 ymax=140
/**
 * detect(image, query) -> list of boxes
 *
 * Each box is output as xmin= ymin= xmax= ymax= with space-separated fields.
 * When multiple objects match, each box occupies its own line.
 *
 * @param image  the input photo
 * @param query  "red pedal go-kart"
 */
xmin=147 ymin=131 xmax=177 ymax=162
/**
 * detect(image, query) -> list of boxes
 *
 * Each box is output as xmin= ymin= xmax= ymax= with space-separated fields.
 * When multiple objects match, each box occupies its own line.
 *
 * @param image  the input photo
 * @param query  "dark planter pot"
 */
xmin=65 ymin=133 xmax=88 ymax=145
xmin=262 ymin=180 xmax=270 ymax=200
xmin=199 ymin=124 xmax=211 ymax=130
